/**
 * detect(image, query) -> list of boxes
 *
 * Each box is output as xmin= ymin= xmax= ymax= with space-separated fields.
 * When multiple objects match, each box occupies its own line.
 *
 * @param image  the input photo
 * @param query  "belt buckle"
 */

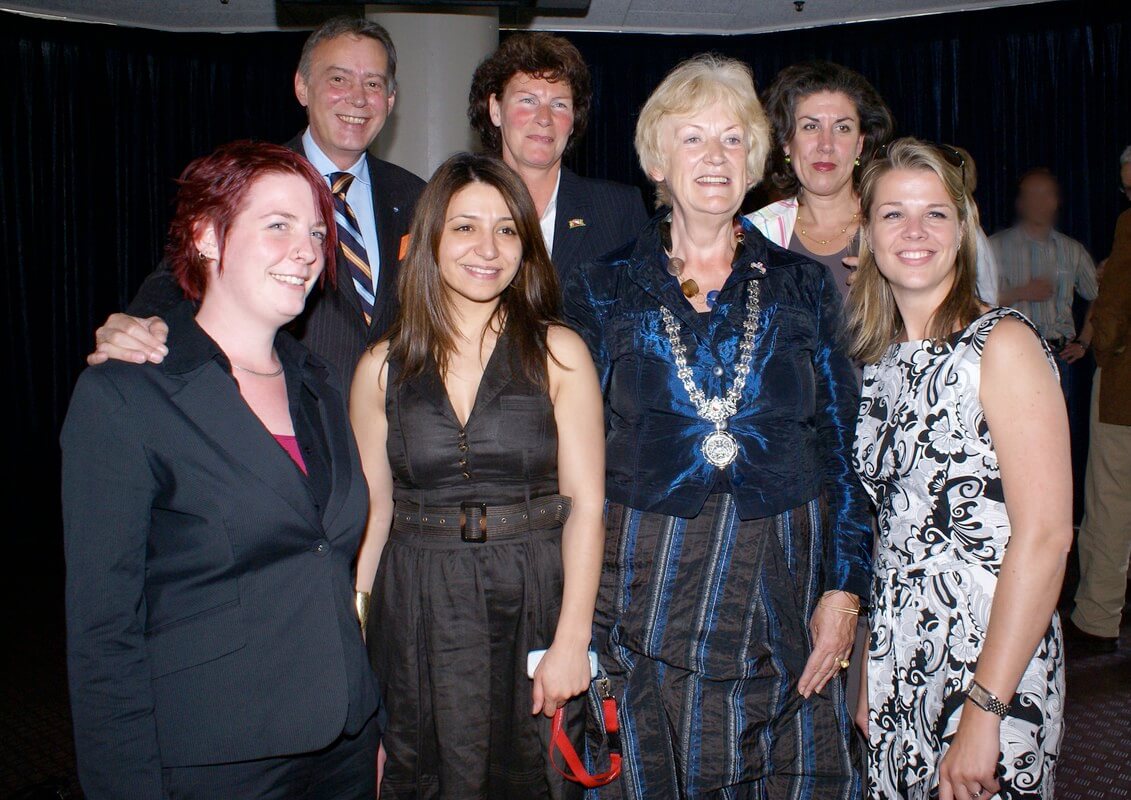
xmin=460 ymin=501 xmax=488 ymax=543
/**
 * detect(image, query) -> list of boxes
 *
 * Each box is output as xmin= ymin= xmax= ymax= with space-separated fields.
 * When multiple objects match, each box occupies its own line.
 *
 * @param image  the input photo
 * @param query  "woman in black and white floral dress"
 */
xmin=846 ymin=138 xmax=1069 ymax=800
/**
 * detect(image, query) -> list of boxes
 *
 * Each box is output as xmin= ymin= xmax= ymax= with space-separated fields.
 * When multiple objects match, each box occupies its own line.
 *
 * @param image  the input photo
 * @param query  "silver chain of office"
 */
xmin=659 ymin=281 xmax=761 ymax=468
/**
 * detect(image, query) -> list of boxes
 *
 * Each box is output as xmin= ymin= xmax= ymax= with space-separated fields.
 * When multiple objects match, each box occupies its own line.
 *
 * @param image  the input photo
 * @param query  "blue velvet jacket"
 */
xmin=563 ymin=212 xmax=872 ymax=597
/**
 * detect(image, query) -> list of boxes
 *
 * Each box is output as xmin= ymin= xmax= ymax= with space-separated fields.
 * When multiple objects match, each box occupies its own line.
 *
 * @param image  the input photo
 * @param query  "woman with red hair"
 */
xmin=61 ymin=141 xmax=380 ymax=799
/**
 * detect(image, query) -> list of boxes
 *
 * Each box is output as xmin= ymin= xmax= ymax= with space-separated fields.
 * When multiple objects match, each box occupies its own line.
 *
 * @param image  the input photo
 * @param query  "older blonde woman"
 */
xmin=563 ymin=55 xmax=870 ymax=799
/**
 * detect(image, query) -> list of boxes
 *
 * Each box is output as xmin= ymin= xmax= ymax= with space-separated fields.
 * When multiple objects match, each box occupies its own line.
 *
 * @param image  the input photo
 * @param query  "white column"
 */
xmin=365 ymin=5 xmax=499 ymax=181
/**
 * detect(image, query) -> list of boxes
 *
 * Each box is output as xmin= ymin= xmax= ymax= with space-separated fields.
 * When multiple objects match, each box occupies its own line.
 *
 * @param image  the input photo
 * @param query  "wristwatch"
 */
xmin=965 ymin=680 xmax=1011 ymax=719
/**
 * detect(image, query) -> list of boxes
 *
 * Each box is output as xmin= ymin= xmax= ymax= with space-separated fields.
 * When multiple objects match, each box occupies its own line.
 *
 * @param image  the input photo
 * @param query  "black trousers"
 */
xmin=162 ymin=714 xmax=379 ymax=799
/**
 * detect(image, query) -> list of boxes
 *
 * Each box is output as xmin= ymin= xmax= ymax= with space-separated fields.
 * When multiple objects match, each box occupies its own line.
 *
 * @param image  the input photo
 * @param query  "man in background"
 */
xmin=992 ymin=167 xmax=1098 ymax=389
xmin=89 ymin=16 xmax=425 ymax=386
xmin=1067 ymin=146 xmax=1131 ymax=655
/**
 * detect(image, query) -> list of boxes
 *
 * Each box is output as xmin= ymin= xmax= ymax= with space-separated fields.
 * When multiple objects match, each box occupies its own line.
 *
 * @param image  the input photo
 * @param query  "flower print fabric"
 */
xmin=853 ymin=307 xmax=1064 ymax=800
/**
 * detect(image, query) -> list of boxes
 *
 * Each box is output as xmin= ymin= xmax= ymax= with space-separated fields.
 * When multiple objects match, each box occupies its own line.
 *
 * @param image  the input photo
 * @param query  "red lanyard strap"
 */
xmin=549 ymin=677 xmax=622 ymax=788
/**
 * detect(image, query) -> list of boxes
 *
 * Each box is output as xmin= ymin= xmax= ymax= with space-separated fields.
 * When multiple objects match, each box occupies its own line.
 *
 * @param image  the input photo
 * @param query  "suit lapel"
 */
xmin=169 ymin=363 xmax=323 ymax=533
xmin=283 ymin=133 xmax=304 ymax=156
xmin=551 ymin=168 xmax=592 ymax=276
xmin=369 ymin=155 xmax=405 ymax=336
xmin=303 ymin=367 xmax=354 ymax=536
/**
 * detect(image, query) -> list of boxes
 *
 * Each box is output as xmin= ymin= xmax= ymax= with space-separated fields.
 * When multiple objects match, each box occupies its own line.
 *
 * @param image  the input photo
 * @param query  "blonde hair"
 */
xmin=845 ymin=137 xmax=982 ymax=363
xmin=635 ymin=53 xmax=771 ymax=207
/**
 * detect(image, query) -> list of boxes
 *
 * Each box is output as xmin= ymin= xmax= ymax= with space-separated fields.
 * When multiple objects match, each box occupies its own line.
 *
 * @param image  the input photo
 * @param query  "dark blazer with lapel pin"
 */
xmin=550 ymin=166 xmax=649 ymax=284
xmin=127 ymin=133 xmax=426 ymax=388
xmin=62 ymin=303 xmax=377 ymax=799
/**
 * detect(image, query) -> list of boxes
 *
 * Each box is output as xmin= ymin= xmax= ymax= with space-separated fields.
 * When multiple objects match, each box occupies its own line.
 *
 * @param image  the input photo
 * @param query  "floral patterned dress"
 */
xmin=853 ymin=308 xmax=1065 ymax=799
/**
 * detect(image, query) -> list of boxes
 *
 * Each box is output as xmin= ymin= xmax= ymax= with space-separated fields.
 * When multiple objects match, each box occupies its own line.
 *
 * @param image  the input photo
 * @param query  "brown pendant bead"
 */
xmin=680 ymin=279 xmax=699 ymax=298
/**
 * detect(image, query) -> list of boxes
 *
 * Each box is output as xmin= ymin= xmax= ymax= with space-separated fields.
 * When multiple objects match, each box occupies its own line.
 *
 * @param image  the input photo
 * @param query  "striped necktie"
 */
xmin=329 ymin=172 xmax=375 ymax=326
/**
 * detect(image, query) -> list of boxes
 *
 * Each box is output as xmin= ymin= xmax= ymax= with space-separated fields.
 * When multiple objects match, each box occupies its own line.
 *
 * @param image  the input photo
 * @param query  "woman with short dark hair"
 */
xmin=468 ymin=33 xmax=647 ymax=280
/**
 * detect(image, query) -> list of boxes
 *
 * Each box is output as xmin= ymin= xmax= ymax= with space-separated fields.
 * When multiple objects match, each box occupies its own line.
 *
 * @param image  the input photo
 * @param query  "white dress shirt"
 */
xmin=301 ymin=129 xmax=381 ymax=291
xmin=539 ymin=169 xmax=563 ymax=255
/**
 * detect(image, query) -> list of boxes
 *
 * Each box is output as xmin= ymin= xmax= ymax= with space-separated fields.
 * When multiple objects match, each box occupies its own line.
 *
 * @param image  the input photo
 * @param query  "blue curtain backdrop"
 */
xmin=2 ymin=0 xmax=1128 ymax=559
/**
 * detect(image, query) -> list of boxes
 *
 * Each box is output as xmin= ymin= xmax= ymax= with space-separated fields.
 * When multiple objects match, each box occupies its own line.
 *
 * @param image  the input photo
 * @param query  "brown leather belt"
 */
xmin=391 ymin=494 xmax=571 ymax=543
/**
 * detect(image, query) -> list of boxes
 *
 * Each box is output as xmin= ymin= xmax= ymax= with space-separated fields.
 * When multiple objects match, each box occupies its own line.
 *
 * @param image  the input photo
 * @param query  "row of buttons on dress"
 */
xmin=458 ymin=427 xmax=470 ymax=480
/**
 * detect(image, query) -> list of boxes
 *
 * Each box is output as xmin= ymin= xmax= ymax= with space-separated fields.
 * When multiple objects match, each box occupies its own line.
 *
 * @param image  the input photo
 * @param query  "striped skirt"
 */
xmin=584 ymin=495 xmax=862 ymax=800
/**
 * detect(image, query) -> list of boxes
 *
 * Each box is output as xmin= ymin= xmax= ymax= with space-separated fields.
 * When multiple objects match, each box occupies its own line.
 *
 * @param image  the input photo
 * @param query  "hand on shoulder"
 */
xmin=88 ymin=314 xmax=169 ymax=366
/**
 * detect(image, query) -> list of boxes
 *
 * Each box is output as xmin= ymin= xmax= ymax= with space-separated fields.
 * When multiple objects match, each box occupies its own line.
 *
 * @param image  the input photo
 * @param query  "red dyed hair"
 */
xmin=166 ymin=140 xmax=337 ymax=302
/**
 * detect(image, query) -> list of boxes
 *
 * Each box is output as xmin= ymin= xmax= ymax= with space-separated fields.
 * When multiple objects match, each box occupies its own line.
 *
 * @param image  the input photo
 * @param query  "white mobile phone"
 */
xmin=527 ymin=649 xmax=600 ymax=679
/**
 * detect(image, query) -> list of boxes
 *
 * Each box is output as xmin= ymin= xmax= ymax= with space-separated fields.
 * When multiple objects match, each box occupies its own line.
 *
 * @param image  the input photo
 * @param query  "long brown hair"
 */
xmin=846 ymin=137 xmax=982 ymax=363
xmin=386 ymin=152 xmax=561 ymax=387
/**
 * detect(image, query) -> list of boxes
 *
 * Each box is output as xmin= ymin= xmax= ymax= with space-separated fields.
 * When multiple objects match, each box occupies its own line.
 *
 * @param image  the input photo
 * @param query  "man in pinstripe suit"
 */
xmin=89 ymin=17 xmax=425 ymax=388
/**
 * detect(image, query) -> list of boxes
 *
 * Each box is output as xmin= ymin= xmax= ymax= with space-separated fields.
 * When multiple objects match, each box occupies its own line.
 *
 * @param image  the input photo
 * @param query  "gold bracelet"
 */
xmin=819 ymin=603 xmax=861 ymax=616
xmin=354 ymin=591 xmax=371 ymax=630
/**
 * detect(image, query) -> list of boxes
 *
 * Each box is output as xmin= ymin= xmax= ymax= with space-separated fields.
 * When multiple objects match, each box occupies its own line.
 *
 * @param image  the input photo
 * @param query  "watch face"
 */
xmin=966 ymin=681 xmax=1009 ymax=718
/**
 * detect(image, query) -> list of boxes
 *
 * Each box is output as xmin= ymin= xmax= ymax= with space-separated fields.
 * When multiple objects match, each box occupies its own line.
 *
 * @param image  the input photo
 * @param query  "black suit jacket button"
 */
xmin=313 ymin=540 xmax=329 ymax=554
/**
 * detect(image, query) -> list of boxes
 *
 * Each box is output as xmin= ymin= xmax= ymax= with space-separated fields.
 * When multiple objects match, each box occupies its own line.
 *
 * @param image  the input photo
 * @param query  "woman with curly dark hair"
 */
xmin=468 ymin=32 xmax=647 ymax=281
xmin=746 ymin=60 xmax=894 ymax=300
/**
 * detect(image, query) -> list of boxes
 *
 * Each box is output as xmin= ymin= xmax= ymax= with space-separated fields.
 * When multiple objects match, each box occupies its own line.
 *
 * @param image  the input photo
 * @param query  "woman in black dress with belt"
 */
xmin=350 ymin=153 xmax=606 ymax=798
